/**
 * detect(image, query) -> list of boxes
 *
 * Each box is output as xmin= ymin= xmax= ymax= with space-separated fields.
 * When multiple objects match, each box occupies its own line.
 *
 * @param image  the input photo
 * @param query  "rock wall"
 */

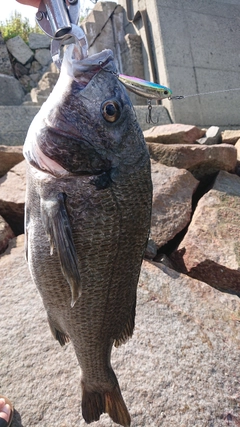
xmin=0 ymin=31 xmax=57 ymax=105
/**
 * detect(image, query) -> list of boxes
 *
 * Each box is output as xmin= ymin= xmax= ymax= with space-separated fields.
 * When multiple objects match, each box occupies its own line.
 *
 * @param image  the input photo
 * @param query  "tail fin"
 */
xmin=81 ymin=381 xmax=131 ymax=427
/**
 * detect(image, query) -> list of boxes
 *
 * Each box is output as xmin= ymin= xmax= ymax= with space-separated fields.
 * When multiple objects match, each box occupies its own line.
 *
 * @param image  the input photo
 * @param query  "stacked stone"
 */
xmin=0 ymin=32 xmax=55 ymax=105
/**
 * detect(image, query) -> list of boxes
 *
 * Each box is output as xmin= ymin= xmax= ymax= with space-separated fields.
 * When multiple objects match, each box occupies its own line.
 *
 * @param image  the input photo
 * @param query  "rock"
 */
xmin=28 ymin=33 xmax=51 ymax=50
xmin=6 ymin=36 xmax=34 ymax=65
xmin=34 ymin=49 xmax=52 ymax=67
xmin=151 ymin=162 xmax=199 ymax=248
xmin=0 ymin=106 xmax=40 ymax=146
xmin=145 ymin=238 xmax=158 ymax=259
xmin=0 ymin=74 xmax=25 ymax=105
xmin=29 ymin=72 xmax=41 ymax=83
xmin=19 ymin=75 xmax=35 ymax=91
xmin=235 ymin=138 xmax=240 ymax=160
xmin=1 ymin=238 xmax=240 ymax=427
xmin=0 ymin=215 xmax=15 ymax=254
xmin=0 ymin=160 xmax=26 ymax=235
xmin=171 ymin=170 xmax=240 ymax=297
xmin=13 ymin=62 xmax=29 ymax=79
xmin=143 ymin=123 xmax=206 ymax=144
xmin=0 ymin=33 xmax=13 ymax=75
xmin=221 ymin=129 xmax=240 ymax=145
xmin=30 ymin=72 xmax=59 ymax=104
xmin=0 ymin=145 xmax=24 ymax=177
xmin=197 ymin=126 xmax=221 ymax=145
xmin=29 ymin=60 xmax=42 ymax=74
xmin=148 ymin=143 xmax=237 ymax=180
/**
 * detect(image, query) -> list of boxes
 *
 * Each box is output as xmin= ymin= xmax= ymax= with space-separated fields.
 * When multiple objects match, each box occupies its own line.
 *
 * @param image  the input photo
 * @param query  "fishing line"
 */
xmin=169 ymin=86 xmax=240 ymax=100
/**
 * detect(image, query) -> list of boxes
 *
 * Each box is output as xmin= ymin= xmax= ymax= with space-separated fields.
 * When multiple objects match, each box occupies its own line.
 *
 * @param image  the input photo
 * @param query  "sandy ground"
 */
xmin=1 ymin=235 xmax=240 ymax=427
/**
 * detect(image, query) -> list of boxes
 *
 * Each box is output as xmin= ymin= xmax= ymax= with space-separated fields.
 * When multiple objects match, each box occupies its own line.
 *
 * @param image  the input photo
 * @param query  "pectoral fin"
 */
xmin=41 ymin=192 xmax=81 ymax=307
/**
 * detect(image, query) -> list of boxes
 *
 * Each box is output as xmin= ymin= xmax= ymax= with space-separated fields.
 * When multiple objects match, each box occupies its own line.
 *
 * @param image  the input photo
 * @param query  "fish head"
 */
xmin=23 ymin=45 xmax=148 ymax=178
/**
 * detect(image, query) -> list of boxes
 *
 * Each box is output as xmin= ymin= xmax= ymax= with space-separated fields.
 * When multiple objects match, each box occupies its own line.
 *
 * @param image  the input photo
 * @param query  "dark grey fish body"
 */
xmin=24 ymin=46 xmax=152 ymax=426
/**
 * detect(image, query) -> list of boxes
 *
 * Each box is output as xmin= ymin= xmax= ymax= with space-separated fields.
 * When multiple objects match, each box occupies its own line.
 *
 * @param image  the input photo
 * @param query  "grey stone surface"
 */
xmin=1 ymin=237 xmax=240 ymax=426
xmin=0 ymin=74 xmax=25 ymax=106
xmin=197 ymin=126 xmax=221 ymax=145
xmin=0 ymin=34 xmax=13 ymax=75
xmin=6 ymin=36 xmax=33 ymax=65
xmin=119 ymin=0 xmax=240 ymax=127
xmin=0 ymin=106 xmax=40 ymax=146
xmin=81 ymin=1 xmax=118 ymax=48
xmin=28 ymin=33 xmax=51 ymax=50
xmin=34 ymin=49 xmax=52 ymax=67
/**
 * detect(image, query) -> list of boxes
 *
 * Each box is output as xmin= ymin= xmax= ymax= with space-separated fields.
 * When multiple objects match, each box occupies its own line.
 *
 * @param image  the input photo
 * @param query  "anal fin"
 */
xmin=41 ymin=192 xmax=81 ymax=307
xmin=81 ymin=381 xmax=131 ymax=427
xmin=114 ymin=297 xmax=136 ymax=348
xmin=47 ymin=315 xmax=70 ymax=347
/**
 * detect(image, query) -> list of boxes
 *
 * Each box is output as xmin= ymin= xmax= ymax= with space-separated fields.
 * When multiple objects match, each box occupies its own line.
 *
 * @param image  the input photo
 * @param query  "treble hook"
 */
xmin=146 ymin=100 xmax=159 ymax=124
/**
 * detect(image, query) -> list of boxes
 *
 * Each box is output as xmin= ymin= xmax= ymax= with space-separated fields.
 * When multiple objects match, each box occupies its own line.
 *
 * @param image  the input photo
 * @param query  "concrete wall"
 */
xmin=118 ymin=0 xmax=240 ymax=127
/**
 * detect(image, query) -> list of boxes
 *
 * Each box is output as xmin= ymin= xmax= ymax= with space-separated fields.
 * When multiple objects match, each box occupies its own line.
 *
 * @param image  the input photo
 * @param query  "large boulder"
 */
xmin=6 ymin=35 xmax=34 ymax=65
xmin=34 ymin=49 xmax=52 ymax=67
xmin=0 ymin=74 xmax=25 ymax=105
xmin=144 ymin=123 xmax=206 ymax=144
xmin=172 ymin=170 xmax=240 ymax=297
xmin=221 ymin=129 xmax=240 ymax=145
xmin=0 ymin=106 xmax=40 ymax=146
xmin=147 ymin=143 xmax=237 ymax=180
xmin=28 ymin=33 xmax=51 ymax=50
xmin=0 ymin=33 xmax=13 ymax=75
xmin=151 ymin=162 xmax=199 ymax=248
xmin=0 ymin=145 xmax=24 ymax=177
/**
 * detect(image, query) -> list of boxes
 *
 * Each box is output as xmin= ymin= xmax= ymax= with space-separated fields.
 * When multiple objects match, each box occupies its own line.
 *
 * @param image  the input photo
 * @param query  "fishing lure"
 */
xmin=118 ymin=74 xmax=172 ymax=100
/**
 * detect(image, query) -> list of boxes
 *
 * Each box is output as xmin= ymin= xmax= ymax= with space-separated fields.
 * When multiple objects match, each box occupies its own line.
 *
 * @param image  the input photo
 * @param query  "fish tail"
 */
xmin=81 ymin=381 xmax=131 ymax=427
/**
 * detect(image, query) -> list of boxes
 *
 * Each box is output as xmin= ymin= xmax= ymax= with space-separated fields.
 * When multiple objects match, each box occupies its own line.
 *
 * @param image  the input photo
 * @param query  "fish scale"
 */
xmin=24 ymin=46 xmax=152 ymax=426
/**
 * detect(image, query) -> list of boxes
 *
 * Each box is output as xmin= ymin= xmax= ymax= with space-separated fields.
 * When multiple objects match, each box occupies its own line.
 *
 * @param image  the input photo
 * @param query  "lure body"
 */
xmin=118 ymin=74 xmax=172 ymax=100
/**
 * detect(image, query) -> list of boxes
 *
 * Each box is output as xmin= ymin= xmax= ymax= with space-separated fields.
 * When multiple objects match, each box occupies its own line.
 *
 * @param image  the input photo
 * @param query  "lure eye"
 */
xmin=164 ymin=90 xmax=169 ymax=95
xmin=101 ymin=100 xmax=121 ymax=123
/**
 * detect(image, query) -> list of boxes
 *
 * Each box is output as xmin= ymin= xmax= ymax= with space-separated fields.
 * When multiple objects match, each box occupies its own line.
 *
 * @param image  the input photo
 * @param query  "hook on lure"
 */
xmin=146 ymin=100 xmax=159 ymax=124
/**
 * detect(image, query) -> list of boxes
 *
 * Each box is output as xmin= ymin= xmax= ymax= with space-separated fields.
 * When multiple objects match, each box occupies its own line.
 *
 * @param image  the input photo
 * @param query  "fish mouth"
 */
xmin=63 ymin=45 xmax=115 ymax=89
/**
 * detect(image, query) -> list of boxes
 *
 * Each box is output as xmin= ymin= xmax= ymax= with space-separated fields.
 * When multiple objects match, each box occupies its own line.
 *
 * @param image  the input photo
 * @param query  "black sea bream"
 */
xmin=24 ymin=45 xmax=152 ymax=426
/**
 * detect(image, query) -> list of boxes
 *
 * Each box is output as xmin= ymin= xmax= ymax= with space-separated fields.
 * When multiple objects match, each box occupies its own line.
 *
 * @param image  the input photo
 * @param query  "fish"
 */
xmin=23 ymin=45 xmax=152 ymax=426
xmin=117 ymin=74 xmax=172 ymax=99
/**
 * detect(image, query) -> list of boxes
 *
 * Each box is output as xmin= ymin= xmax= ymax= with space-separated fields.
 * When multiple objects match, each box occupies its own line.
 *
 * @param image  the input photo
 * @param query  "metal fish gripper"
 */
xmin=35 ymin=0 xmax=88 ymax=69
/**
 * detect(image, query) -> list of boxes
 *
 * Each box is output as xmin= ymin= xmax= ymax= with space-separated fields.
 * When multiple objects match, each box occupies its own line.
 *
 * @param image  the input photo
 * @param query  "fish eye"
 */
xmin=101 ymin=100 xmax=121 ymax=123
xmin=164 ymin=90 xmax=169 ymax=95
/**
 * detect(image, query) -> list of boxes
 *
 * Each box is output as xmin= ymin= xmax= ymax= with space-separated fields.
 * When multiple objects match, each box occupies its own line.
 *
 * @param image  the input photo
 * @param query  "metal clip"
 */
xmin=168 ymin=95 xmax=185 ymax=100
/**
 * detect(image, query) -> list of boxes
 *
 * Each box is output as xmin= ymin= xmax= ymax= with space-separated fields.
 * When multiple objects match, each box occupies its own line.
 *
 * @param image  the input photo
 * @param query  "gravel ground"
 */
xmin=1 ymin=235 xmax=240 ymax=427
